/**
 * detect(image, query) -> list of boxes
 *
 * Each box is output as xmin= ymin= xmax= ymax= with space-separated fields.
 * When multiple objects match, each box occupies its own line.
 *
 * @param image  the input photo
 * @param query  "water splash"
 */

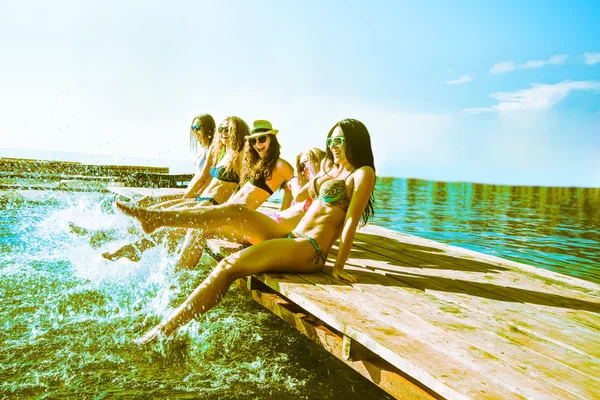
xmin=1 ymin=190 xmax=387 ymax=399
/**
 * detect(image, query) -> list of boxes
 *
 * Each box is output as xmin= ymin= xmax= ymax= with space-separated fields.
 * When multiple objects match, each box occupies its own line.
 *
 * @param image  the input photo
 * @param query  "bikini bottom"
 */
xmin=287 ymin=230 xmax=327 ymax=265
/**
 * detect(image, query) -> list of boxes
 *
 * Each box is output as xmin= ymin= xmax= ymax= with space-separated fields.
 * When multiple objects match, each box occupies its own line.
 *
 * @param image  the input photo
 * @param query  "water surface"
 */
xmin=1 ymin=178 xmax=598 ymax=398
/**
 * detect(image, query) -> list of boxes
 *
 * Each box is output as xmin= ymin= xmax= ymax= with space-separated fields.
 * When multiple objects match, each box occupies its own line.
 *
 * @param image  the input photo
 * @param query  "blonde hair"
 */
xmin=208 ymin=116 xmax=249 ymax=178
xmin=297 ymin=147 xmax=326 ymax=185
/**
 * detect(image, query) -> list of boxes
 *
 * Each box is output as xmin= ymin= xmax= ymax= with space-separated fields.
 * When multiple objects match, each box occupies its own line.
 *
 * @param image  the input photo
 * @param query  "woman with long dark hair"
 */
xmin=117 ymin=118 xmax=376 ymax=343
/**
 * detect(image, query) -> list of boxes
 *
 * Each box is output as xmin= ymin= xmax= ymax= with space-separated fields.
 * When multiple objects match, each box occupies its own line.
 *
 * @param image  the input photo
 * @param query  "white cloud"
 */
xmin=522 ymin=54 xmax=568 ymax=69
xmin=584 ymin=52 xmax=600 ymax=65
xmin=464 ymin=80 xmax=600 ymax=114
xmin=444 ymin=75 xmax=473 ymax=85
xmin=490 ymin=61 xmax=516 ymax=74
xmin=490 ymin=54 xmax=569 ymax=74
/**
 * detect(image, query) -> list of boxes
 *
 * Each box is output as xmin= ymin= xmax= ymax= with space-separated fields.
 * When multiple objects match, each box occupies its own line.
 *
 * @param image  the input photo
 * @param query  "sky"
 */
xmin=1 ymin=0 xmax=599 ymax=187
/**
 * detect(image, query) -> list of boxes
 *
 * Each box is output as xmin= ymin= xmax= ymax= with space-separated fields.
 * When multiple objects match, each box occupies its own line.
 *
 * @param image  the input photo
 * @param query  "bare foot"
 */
xmin=134 ymin=323 xmax=166 ymax=345
xmin=101 ymin=245 xmax=141 ymax=262
xmin=115 ymin=201 xmax=160 ymax=234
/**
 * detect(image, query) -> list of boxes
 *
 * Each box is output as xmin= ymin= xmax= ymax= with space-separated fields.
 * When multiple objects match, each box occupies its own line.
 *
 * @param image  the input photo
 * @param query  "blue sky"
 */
xmin=1 ymin=1 xmax=599 ymax=187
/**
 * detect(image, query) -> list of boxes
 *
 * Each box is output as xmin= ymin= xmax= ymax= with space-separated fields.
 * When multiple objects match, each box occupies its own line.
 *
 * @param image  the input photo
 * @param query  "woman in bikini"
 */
xmin=101 ymin=116 xmax=247 ymax=261
xmin=117 ymin=118 xmax=376 ymax=343
xmin=137 ymin=113 xmax=218 ymax=208
xmin=173 ymin=120 xmax=294 ymax=270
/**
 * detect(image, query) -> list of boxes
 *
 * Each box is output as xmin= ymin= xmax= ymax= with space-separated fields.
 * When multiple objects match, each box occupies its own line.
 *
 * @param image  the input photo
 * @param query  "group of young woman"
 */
xmin=104 ymin=114 xmax=376 ymax=344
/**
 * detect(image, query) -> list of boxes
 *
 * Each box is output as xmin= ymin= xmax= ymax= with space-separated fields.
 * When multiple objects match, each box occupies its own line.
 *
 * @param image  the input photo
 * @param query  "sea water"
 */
xmin=1 ymin=178 xmax=598 ymax=398
xmin=0 ymin=190 xmax=392 ymax=399
xmin=372 ymin=178 xmax=599 ymax=283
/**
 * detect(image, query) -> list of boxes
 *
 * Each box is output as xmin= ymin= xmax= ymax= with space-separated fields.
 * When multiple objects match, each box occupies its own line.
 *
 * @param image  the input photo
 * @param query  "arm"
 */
xmin=287 ymin=173 xmax=306 ymax=200
xmin=293 ymin=178 xmax=314 ymax=203
xmin=274 ymin=159 xmax=295 ymax=211
xmin=294 ymin=158 xmax=331 ymax=202
xmin=182 ymin=147 xmax=215 ymax=198
xmin=331 ymin=166 xmax=375 ymax=283
xmin=280 ymin=186 xmax=293 ymax=211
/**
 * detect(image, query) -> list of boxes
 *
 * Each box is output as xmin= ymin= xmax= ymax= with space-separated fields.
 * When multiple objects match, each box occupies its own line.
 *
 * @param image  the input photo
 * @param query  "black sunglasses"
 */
xmin=218 ymin=126 xmax=230 ymax=133
xmin=249 ymin=135 xmax=268 ymax=146
xmin=298 ymin=161 xmax=308 ymax=172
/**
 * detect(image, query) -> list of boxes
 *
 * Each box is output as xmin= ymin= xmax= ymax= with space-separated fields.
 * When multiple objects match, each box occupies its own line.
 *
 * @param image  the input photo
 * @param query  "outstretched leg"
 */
xmin=117 ymin=202 xmax=290 ymax=240
xmin=173 ymin=229 xmax=206 ymax=271
xmin=173 ymin=224 xmax=257 ymax=271
xmin=103 ymin=200 xmax=214 ymax=262
xmin=136 ymin=236 xmax=323 ymax=344
xmin=101 ymin=237 xmax=153 ymax=262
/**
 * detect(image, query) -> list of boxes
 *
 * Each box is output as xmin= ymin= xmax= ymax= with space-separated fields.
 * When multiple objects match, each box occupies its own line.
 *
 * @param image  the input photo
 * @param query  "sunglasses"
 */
xmin=249 ymin=135 xmax=268 ymax=146
xmin=326 ymin=136 xmax=345 ymax=148
xmin=218 ymin=126 xmax=230 ymax=133
xmin=299 ymin=160 xmax=308 ymax=172
xmin=191 ymin=125 xmax=202 ymax=131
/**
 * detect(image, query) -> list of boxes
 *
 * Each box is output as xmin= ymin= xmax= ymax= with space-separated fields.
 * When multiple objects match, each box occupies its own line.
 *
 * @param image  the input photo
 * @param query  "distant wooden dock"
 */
xmin=0 ymin=158 xmax=193 ymax=190
xmin=111 ymin=188 xmax=600 ymax=399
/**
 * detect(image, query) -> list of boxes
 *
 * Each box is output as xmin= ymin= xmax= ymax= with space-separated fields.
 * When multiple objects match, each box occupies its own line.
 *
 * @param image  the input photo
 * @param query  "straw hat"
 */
xmin=245 ymin=120 xmax=279 ymax=139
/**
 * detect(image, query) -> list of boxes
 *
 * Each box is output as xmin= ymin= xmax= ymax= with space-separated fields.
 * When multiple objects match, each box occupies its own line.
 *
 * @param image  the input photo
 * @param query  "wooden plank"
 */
xmin=347 ymin=237 xmax=600 ymax=343
xmin=334 ymin=263 xmax=600 ymax=380
xmin=256 ymin=272 xmax=525 ymax=400
xmin=356 ymin=228 xmax=600 ymax=306
xmin=336 ymin=248 xmax=600 ymax=360
xmin=297 ymin=270 xmax=587 ymax=400
xmin=315 ymin=264 xmax=600 ymax=399
xmin=362 ymin=225 xmax=600 ymax=295
xmin=234 ymin=278 xmax=440 ymax=400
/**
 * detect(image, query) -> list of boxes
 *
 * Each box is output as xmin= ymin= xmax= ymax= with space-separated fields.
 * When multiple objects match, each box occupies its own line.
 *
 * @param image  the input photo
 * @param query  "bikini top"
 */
xmin=248 ymin=175 xmax=273 ymax=195
xmin=210 ymin=165 xmax=239 ymax=184
xmin=308 ymin=170 xmax=355 ymax=212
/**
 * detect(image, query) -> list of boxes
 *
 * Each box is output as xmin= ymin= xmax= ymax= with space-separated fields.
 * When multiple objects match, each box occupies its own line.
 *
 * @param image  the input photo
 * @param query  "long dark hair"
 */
xmin=326 ymin=118 xmax=376 ymax=226
xmin=189 ymin=114 xmax=216 ymax=153
xmin=240 ymin=134 xmax=281 ymax=186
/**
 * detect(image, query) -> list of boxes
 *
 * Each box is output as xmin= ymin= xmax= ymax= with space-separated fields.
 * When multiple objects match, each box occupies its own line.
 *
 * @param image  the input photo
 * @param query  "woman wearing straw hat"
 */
xmin=116 ymin=118 xmax=376 ymax=344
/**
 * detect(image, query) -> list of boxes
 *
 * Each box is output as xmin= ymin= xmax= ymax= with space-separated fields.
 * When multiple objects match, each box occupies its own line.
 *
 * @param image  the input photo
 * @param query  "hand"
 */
xmin=332 ymin=270 xmax=359 ymax=284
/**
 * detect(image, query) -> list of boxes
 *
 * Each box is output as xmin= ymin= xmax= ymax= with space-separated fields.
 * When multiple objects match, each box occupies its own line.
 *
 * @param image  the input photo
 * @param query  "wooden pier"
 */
xmin=0 ymin=157 xmax=193 ymax=190
xmin=111 ymin=188 xmax=600 ymax=399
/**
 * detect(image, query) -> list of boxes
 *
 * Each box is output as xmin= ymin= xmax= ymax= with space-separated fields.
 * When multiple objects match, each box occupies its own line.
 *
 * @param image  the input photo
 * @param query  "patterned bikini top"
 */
xmin=308 ymin=170 xmax=355 ymax=212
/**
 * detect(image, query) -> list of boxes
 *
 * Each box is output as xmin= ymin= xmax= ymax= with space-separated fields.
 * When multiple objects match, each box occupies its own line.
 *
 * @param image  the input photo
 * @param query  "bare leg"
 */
xmin=173 ymin=225 xmax=254 ymax=271
xmin=148 ymin=198 xmax=196 ymax=210
xmin=136 ymin=194 xmax=183 ymax=208
xmin=103 ymin=200 xmax=214 ymax=262
xmin=101 ymin=237 xmax=153 ymax=262
xmin=173 ymin=229 xmax=206 ymax=271
xmin=116 ymin=202 xmax=284 ymax=237
xmin=136 ymin=237 xmax=323 ymax=344
xmin=70 ymin=222 xmax=124 ymax=248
